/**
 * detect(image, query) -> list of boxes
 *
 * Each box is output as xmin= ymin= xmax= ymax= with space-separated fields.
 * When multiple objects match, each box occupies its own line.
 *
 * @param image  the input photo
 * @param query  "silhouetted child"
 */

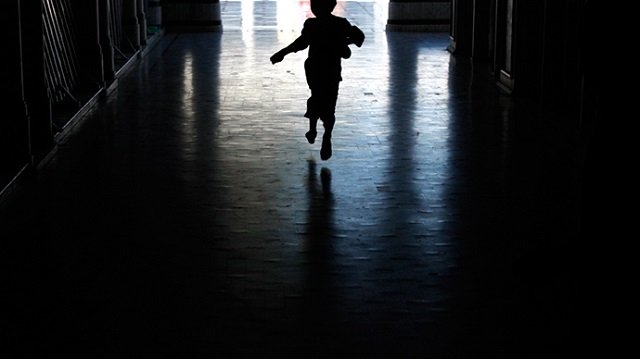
xmin=270 ymin=0 xmax=364 ymax=160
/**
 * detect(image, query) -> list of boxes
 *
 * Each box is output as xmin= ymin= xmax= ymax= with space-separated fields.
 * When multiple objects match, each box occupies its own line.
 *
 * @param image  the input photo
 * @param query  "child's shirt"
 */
xmin=289 ymin=15 xmax=358 ymax=83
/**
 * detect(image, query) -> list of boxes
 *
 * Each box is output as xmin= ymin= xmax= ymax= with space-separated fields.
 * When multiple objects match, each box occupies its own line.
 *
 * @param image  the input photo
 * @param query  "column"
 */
xmin=494 ymin=0 xmax=514 ymax=93
xmin=123 ymin=0 xmax=141 ymax=50
xmin=448 ymin=0 xmax=472 ymax=55
xmin=137 ymin=0 xmax=148 ymax=45
xmin=163 ymin=0 xmax=222 ymax=32
xmin=20 ymin=0 xmax=53 ymax=159
xmin=99 ymin=0 xmax=115 ymax=82
xmin=387 ymin=0 xmax=451 ymax=32
xmin=471 ymin=0 xmax=493 ymax=61
xmin=147 ymin=0 xmax=162 ymax=33
xmin=73 ymin=0 xmax=106 ymax=87
xmin=2 ymin=0 xmax=31 ymax=191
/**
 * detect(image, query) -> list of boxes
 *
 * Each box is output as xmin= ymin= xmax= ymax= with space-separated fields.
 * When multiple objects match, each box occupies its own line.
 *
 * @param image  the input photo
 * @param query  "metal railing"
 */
xmin=43 ymin=0 xmax=79 ymax=105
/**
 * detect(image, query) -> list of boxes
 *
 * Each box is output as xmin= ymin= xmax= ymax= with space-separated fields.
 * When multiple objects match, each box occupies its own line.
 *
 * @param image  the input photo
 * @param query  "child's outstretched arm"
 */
xmin=270 ymin=47 xmax=290 ymax=64
xmin=270 ymin=34 xmax=309 ymax=64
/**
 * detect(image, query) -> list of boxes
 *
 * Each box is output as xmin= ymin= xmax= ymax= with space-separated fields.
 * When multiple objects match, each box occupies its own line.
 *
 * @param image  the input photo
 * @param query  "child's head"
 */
xmin=310 ymin=0 xmax=337 ymax=18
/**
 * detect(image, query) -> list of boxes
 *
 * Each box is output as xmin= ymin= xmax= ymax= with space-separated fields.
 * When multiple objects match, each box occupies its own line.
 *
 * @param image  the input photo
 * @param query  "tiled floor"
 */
xmin=2 ymin=1 xmax=582 ymax=358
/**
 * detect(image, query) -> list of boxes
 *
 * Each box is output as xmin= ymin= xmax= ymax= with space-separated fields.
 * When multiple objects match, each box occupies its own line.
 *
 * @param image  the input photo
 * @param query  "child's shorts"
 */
xmin=304 ymin=82 xmax=339 ymax=120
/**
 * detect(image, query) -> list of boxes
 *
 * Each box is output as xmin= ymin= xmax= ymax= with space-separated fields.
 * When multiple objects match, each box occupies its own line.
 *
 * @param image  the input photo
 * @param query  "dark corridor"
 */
xmin=2 ymin=1 xmax=603 ymax=358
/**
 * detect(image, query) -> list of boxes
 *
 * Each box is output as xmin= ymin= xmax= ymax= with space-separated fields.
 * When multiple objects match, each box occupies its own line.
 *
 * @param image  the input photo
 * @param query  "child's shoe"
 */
xmin=320 ymin=137 xmax=332 ymax=160
xmin=305 ymin=130 xmax=317 ymax=144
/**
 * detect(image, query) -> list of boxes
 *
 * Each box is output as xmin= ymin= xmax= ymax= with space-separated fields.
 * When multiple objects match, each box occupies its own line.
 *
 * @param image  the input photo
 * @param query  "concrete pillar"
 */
xmin=137 ymin=0 xmax=148 ymax=45
xmin=509 ymin=0 xmax=545 ymax=98
xmin=386 ymin=0 xmax=451 ymax=32
xmin=495 ymin=0 xmax=514 ymax=93
xmin=73 ymin=0 xmax=105 ymax=87
xmin=163 ymin=0 xmax=222 ymax=32
xmin=19 ymin=0 xmax=53 ymax=159
xmin=471 ymin=0 xmax=493 ymax=61
xmin=448 ymin=0 xmax=472 ymax=55
xmin=2 ymin=0 xmax=31 ymax=185
xmin=540 ymin=0 xmax=583 ymax=117
xmin=99 ymin=0 xmax=115 ymax=82
xmin=123 ymin=0 xmax=141 ymax=50
xmin=147 ymin=0 xmax=162 ymax=31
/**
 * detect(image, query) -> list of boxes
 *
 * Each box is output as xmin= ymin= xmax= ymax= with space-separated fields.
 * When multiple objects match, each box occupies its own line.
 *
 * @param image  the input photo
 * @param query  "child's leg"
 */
xmin=309 ymin=117 xmax=318 ymax=132
xmin=320 ymin=114 xmax=334 ymax=160
xmin=305 ymin=98 xmax=319 ymax=144
xmin=305 ymin=120 xmax=318 ymax=144
xmin=305 ymin=97 xmax=319 ymax=127
xmin=322 ymin=114 xmax=335 ymax=139
xmin=319 ymin=84 xmax=339 ymax=160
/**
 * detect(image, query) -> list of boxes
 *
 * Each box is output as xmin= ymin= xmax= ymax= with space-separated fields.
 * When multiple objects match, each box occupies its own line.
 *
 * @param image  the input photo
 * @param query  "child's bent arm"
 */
xmin=347 ymin=25 xmax=365 ymax=47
